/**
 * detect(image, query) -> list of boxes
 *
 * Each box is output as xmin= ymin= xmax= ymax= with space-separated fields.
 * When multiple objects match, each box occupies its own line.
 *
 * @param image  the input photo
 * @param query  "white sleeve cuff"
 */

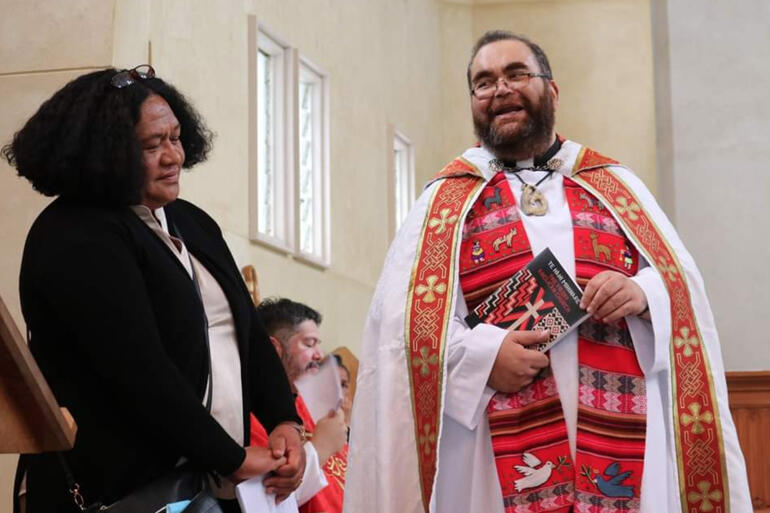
xmin=295 ymin=442 xmax=328 ymax=505
xmin=444 ymin=321 xmax=506 ymax=430
xmin=629 ymin=265 xmax=671 ymax=375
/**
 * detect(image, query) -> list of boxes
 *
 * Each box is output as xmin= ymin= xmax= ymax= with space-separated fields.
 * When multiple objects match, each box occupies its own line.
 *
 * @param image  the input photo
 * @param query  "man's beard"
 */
xmin=283 ymin=353 xmax=320 ymax=382
xmin=473 ymin=89 xmax=555 ymax=160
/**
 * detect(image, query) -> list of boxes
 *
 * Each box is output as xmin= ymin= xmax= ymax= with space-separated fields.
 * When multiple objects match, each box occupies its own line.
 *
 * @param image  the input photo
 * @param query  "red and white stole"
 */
xmin=459 ymin=171 xmax=646 ymax=513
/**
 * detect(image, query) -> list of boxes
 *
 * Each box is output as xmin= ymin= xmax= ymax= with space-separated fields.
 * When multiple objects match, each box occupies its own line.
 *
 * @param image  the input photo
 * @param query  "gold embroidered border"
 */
xmin=404 ymin=169 xmax=483 ymax=512
xmin=433 ymin=156 xmax=483 ymax=180
xmin=572 ymin=166 xmax=729 ymax=513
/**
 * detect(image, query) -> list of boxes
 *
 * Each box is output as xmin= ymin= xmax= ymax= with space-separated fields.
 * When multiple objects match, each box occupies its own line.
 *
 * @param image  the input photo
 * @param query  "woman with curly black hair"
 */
xmin=3 ymin=66 xmax=306 ymax=513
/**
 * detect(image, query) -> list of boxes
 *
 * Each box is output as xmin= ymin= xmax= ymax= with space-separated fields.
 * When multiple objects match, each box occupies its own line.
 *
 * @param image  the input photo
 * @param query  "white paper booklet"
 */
xmin=293 ymin=356 xmax=342 ymax=423
xmin=235 ymin=476 xmax=299 ymax=513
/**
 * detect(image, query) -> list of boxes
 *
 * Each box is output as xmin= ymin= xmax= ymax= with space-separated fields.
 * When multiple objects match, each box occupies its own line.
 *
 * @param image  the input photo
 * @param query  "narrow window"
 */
xmin=257 ymin=47 xmax=275 ymax=236
xmin=296 ymin=58 xmax=330 ymax=264
xmin=392 ymin=130 xmax=415 ymax=233
xmin=252 ymin=26 xmax=292 ymax=249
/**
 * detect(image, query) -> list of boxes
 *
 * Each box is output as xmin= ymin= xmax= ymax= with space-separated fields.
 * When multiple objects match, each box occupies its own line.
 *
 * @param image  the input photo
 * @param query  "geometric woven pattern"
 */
xmin=504 ymin=481 xmax=575 ymax=513
xmin=578 ymin=366 xmax=647 ymax=415
xmin=463 ymin=204 xmax=521 ymax=240
xmin=572 ymin=150 xmax=729 ymax=513
xmin=578 ymin=366 xmax=646 ymax=396
xmin=533 ymin=309 xmax=571 ymax=351
xmin=578 ymin=319 xmax=634 ymax=350
xmin=460 ymin=169 xmax=646 ymax=513
xmin=568 ymin=181 xmax=646 ymax=513
xmin=572 ymin=211 xmax=624 ymax=236
xmin=472 ymin=269 xmax=550 ymax=328
xmin=574 ymin=491 xmax=641 ymax=513
xmin=488 ymin=368 xmax=559 ymax=412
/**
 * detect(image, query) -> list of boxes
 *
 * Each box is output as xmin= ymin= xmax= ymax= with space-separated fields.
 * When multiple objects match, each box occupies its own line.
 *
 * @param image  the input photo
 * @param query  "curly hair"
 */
xmin=256 ymin=297 xmax=323 ymax=341
xmin=1 ymin=68 xmax=213 ymax=206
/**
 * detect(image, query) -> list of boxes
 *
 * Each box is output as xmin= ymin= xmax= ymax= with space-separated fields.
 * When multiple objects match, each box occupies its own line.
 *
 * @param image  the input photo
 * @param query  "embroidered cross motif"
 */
xmin=681 ymin=402 xmax=714 ymax=435
xmin=656 ymin=256 xmax=680 ymax=282
xmin=418 ymin=423 xmax=437 ymax=455
xmin=687 ymin=481 xmax=723 ymax=512
xmin=415 ymin=275 xmax=447 ymax=303
xmin=412 ymin=346 xmax=439 ymax=377
xmin=614 ymin=196 xmax=641 ymax=221
xmin=509 ymin=298 xmax=546 ymax=330
xmin=674 ymin=326 xmax=700 ymax=357
xmin=428 ymin=208 xmax=459 ymax=234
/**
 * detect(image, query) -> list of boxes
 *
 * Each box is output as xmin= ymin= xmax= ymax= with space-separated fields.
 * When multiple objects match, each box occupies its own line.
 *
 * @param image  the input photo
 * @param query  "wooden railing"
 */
xmin=726 ymin=371 xmax=770 ymax=512
xmin=0 ymin=293 xmax=76 ymax=454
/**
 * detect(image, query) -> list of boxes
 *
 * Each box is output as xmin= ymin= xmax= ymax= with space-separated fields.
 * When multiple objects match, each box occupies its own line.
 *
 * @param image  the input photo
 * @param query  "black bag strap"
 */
xmin=56 ymin=452 xmax=92 ymax=511
xmin=25 ymin=322 xmax=93 ymax=511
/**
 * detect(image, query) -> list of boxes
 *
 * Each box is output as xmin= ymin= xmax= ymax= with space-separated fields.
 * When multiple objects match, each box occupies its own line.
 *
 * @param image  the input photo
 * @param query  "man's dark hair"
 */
xmin=1 ymin=68 xmax=213 ymax=206
xmin=466 ymin=30 xmax=553 ymax=90
xmin=256 ymin=297 xmax=322 ymax=339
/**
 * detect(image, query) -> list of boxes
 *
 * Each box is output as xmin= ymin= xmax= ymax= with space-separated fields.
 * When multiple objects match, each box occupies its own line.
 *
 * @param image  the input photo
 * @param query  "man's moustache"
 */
xmin=491 ymin=97 xmax=533 ymax=117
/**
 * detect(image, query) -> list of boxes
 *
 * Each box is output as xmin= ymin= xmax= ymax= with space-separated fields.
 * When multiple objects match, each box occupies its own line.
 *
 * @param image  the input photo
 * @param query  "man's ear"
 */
xmin=269 ymin=336 xmax=283 ymax=357
xmin=549 ymin=79 xmax=560 ymax=110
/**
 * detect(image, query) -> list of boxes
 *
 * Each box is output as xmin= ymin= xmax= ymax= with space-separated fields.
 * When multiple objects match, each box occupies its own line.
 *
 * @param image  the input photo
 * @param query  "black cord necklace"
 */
xmin=510 ymin=170 xmax=553 ymax=189
xmin=488 ymin=138 xmax=563 ymax=216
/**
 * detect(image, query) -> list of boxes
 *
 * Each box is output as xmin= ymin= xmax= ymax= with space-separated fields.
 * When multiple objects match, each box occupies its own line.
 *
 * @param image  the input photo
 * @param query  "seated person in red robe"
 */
xmin=250 ymin=298 xmax=348 ymax=513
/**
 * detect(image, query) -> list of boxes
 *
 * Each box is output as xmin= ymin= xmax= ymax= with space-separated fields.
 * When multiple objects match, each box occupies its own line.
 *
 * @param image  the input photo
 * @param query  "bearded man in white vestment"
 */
xmin=344 ymin=31 xmax=751 ymax=513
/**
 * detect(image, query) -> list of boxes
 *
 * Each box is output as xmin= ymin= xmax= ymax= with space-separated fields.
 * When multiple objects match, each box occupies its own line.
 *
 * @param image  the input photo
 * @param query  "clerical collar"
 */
xmin=496 ymin=137 xmax=563 ymax=170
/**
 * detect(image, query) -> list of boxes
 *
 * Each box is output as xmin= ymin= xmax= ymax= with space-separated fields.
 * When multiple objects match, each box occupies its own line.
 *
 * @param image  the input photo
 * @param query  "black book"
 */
xmin=465 ymin=248 xmax=589 ymax=352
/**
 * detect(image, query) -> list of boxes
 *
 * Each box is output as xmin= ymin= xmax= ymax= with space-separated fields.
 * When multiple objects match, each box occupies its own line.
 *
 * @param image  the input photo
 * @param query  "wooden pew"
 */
xmin=726 ymin=371 xmax=770 ymax=512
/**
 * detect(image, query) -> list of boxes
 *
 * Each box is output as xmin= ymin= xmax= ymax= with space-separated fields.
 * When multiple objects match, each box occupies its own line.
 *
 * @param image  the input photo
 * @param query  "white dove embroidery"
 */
xmin=513 ymin=452 xmax=555 ymax=492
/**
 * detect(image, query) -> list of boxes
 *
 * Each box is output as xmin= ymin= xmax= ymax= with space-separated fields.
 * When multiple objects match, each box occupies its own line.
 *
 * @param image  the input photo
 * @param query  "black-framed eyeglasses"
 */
xmin=471 ymin=71 xmax=551 ymax=99
xmin=110 ymin=64 xmax=155 ymax=89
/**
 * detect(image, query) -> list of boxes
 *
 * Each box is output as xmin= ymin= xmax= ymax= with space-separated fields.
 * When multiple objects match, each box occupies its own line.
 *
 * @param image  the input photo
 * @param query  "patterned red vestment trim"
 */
xmin=571 ymin=151 xmax=730 ymax=513
xmin=572 ymin=146 xmax=619 ymax=170
xmin=405 ymin=171 xmax=484 ymax=512
xmin=434 ymin=157 xmax=483 ymax=180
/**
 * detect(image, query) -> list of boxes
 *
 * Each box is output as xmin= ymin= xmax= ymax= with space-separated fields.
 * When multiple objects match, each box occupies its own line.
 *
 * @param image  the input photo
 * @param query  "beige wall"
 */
xmin=439 ymin=2 xmax=476 ymax=170
xmin=652 ymin=0 xmax=770 ymax=371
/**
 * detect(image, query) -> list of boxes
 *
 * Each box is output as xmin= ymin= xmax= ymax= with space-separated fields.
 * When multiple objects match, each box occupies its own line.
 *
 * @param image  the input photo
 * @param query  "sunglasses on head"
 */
xmin=110 ymin=64 xmax=155 ymax=89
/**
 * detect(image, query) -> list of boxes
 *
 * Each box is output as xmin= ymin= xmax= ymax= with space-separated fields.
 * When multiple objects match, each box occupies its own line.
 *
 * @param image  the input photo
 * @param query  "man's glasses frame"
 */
xmin=110 ymin=64 xmax=156 ymax=89
xmin=471 ymin=71 xmax=551 ymax=99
